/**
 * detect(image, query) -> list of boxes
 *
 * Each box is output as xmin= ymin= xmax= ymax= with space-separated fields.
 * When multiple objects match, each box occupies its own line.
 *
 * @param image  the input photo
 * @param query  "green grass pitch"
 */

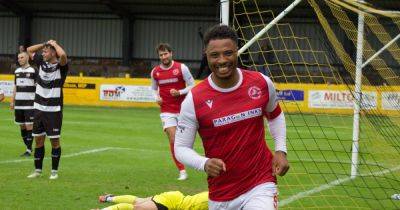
xmin=0 ymin=103 xmax=399 ymax=209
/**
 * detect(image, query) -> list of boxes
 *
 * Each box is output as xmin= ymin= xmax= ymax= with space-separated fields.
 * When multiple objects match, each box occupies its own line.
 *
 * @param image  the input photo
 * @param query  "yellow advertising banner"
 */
xmin=0 ymin=74 xmax=399 ymax=116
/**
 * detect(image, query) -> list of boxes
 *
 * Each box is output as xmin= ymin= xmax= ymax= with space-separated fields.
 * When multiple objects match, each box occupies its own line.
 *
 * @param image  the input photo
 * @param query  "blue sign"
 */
xmin=276 ymin=90 xmax=304 ymax=101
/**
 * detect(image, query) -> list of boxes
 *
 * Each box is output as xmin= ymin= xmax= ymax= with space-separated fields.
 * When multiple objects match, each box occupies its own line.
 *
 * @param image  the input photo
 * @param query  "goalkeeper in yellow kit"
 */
xmin=94 ymin=191 xmax=208 ymax=210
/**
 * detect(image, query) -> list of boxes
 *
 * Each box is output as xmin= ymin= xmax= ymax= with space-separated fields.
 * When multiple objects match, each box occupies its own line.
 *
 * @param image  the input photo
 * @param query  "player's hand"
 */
xmin=170 ymin=89 xmax=180 ymax=97
xmin=272 ymin=151 xmax=289 ymax=176
xmin=204 ymin=158 xmax=226 ymax=178
xmin=47 ymin=40 xmax=57 ymax=46
xmin=156 ymin=98 xmax=162 ymax=106
xmin=10 ymin=102 xmax=14 ymax=110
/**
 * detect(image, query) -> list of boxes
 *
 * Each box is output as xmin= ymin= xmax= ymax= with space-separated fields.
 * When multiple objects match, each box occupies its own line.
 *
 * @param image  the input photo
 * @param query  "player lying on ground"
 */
xmin=94 ymin=191 xmax=208 ymax=210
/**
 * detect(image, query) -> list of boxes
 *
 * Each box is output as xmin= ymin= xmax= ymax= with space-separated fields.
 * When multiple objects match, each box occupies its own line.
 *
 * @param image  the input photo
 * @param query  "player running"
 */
xmin=150 ymin=43 xmax=195 ymax=181
xmin=175 ymin=25 xmax=289 ymax=210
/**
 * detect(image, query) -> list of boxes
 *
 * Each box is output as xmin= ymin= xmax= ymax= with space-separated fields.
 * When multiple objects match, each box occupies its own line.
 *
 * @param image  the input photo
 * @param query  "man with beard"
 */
xmin=26 ymin=40 xmax=68 ymax=180
xmin=150 ymin=43 xmax=195 ymax=181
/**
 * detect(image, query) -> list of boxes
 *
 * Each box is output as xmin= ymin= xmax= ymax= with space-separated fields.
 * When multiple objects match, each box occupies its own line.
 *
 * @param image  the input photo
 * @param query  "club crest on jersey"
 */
xmin=205 ymin=99 xmax=213 ymax=108
xmin=172 ymin=69 xmax=179 ymax=75
xmin=248 ymin=86 xmax=262 ymax=99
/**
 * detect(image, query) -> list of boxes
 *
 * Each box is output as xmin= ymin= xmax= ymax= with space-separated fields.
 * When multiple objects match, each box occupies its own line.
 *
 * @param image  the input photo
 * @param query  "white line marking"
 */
xmin=289 ymin=158 xmax=384 ymax=167
xmin=0 ymin=147 xmax=167 ymax=164
xmin=280 ymin=165 xmax=400 ymax=207
xmin=0 ymin=147 xmax=130 ymax=164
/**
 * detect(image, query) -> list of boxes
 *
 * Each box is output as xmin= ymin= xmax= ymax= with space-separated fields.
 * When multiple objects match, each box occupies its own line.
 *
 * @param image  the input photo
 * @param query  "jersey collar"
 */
xmin=208 ymin=68 xmax=243 ymax=93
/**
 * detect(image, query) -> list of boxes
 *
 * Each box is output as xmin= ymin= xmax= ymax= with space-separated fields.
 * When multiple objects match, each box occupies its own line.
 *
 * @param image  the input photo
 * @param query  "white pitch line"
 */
xmin=0 ymin=147 xmax=168 ymax=164
xmin=280 ymin=165 xmax=400 ymax=207
xmin=289 ymin=158 xmax=385 ymax=167
xmin=0 ymin=147 xmax=129 ymax=164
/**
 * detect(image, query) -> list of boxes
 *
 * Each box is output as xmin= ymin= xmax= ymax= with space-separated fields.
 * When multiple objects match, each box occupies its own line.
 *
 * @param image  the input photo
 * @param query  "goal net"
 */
xmin=232 ymin=0 xmax=400 ymax=209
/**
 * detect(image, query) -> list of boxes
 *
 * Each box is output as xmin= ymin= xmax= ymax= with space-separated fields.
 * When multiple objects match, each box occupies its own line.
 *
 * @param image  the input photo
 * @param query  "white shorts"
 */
xmin=160 ymin=113 xmax=179 ymax=130
xmin=209 ymin=182 xmax=278 ymax=210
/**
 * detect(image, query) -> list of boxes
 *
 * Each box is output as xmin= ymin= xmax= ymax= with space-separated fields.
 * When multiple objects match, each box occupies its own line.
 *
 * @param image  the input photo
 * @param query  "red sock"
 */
xmin=169 ymin=142 xmax=185 ymax=171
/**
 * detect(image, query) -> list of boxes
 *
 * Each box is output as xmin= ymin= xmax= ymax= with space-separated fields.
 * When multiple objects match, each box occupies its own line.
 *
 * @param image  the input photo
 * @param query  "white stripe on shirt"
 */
xmin=34 ymin=102 xmax=61 ymax=112
xmin=14 ymin=105 xmax=34 ymax=110
xmin=38 ymin=67 xmax=61 ymax=81
xmin=16 ymin=78 xmax=35 ymax=86
xmin=15 ymin=67 xmax=35 ymax=73
xmin=36 ymin=85 xmax=61 ymax=98
xmin=15 ymin=92 xmax=35 ymax=100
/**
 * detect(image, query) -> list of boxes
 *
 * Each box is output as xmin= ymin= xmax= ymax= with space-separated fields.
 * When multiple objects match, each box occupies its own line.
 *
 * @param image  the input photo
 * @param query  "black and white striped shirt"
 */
xmin=32 ymin=53 xmax=68 ymax=112
xmin=14 ymin=66 xmax=37 ymax=110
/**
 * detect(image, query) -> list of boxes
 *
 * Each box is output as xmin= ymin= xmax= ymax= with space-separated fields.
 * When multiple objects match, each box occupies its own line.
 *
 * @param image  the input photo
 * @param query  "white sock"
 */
xmin=106 ymin=196 xmax=114 ymax=202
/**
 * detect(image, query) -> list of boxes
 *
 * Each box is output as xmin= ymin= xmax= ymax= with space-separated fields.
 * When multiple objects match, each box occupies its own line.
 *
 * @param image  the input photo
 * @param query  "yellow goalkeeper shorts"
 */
xmin=178 ymin=191 xmax=208 ymax=210
xmin=152 ymin=191 xmax=208 ymax=210
xmin=152 ymin=191 xmax=184 ymax=209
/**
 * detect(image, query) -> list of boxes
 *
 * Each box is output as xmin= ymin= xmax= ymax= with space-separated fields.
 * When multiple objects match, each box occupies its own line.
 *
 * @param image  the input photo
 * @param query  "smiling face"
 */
xmin=203 ymin=25 xmax=240 ymax=88
xmin=206 ymin=38 xmax=238 ymax=81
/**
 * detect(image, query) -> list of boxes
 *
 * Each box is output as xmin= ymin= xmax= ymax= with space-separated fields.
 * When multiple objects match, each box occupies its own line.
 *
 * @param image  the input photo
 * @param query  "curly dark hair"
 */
xmin=156 ymin=43 xmax=173 ymax=54
xmin=203 ymin=24 xmax=238 ymax=47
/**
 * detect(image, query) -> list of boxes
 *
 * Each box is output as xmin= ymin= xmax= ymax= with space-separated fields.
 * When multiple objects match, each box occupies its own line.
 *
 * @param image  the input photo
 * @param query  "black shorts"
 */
xmin=151 ymin=198 xmax=168 ymax=210
xmin=33 ymin=110 xmax=63 ymax=138
xmin=14 ymin=109 xmax=34 ymax=125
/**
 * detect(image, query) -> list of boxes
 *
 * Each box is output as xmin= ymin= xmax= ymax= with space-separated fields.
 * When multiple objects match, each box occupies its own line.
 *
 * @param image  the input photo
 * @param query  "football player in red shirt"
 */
xmin=151 ymin=43 xmax=195 ymax=181
xmin=175 ymin=25 xmax=289 ymax=209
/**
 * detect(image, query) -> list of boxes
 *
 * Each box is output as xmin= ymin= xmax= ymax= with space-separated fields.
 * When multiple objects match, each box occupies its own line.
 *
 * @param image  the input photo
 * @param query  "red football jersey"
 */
xmin=191 ymin=70 xmax=281 ymax=201
xmin=152 ymin=61 xmax=186 ymax=113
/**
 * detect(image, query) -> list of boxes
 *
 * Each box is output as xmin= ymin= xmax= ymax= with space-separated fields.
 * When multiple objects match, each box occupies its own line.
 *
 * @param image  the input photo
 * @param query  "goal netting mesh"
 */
xmin=232 ymin=0 xmax=400 ymax=208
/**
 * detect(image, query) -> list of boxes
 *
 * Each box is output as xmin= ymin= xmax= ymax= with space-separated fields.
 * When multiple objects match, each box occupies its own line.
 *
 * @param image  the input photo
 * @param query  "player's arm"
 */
xmin=178 ymin=64 xmax=195 ymax=95
xmin=10 ymin=85 xmax=16 ymax=110
xmin=175 ymin=92 xmax=208 ymax=171
xmin=27 ymin=43 xmax=45 ymax=60
xmin=48 ymin=40 xmax=67 ymax=66
xmin=10 ymin=72 xmax=16 ymax=109
xmin=150 ymin=69 xmax=162 ymax=105
xmin=0 ymin=89 xmax=4 ymax=102
xmin=263 ymin=74 xmax=289 ymax=176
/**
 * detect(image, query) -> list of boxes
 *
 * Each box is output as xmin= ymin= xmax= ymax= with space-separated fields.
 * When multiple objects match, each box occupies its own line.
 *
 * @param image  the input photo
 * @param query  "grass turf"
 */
xmin=0 ymin=103 xmax=399 ymax=209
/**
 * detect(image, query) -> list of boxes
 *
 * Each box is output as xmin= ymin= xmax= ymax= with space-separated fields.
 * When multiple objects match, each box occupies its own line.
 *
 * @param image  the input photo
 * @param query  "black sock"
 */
xmin=26 ymin=130 xmax=33 ymax=151
xmin=20 ymin=129 xmax=28 ymax=147
xmin=34 ymin=146 xmax=44 ymax=170
xmin=51 ymin=147 xmax=61 ymax=171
